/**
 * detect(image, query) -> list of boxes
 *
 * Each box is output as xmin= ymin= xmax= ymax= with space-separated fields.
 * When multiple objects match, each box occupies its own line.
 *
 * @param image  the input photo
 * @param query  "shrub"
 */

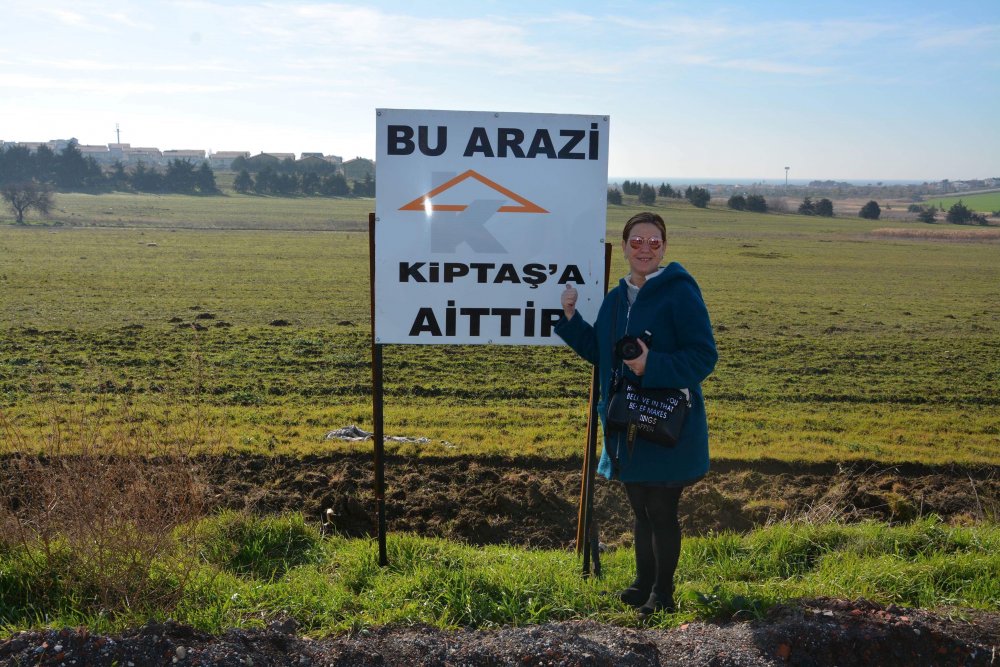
xmin=815 ymin=198 xmax=834 ymax=217
xmin=687 ymin=187 xmax=711 ymax=208
xmin=727 ymin=195 xmax=746 ymax=211
xmin=745 ymin=195 xmax=767 ymax=212
xmin=0 ymin=395 xmax=217 ymax=617
xmin=946 ymin=201 xmax=973 ymax=225
xmin=859 ymin=200 xmax=881 ymax=220
xmin=638 ymin=183 xmax=656 ymax=206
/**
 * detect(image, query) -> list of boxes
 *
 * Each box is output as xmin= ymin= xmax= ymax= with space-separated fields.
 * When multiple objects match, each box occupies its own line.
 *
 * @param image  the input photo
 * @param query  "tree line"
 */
xmin=0 ymin=141 xmax=375 ymax=198
xmin=608 ymin=181 xmax=712 ymax=208
xmin=1 ymin=141 xmax=378 ymax=223
xmin=0 ymin=141 xmax=217 ymax=195
xmin=232 ymin=169 xmax=374 ymax=197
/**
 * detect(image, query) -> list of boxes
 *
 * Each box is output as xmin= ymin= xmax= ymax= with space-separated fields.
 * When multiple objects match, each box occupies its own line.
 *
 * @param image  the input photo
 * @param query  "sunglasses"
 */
xmin=628 ymin=236 xmax=663 ymax=250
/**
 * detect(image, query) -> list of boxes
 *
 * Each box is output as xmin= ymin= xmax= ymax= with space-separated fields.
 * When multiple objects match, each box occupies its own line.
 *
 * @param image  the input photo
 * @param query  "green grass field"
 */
xmin=1 ymin=194 xmax=999 ymax=465
xmin=2 ymin=514 xmax=997 ymax=633
xmin=922 ymin=191 xmax=1000 ymax=213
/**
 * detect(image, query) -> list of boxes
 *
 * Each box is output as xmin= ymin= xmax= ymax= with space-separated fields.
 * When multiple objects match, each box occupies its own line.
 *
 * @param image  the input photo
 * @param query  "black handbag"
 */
xmin=604 ymin=291 xmax=690 ymax=447
xmin=605 ymin=371 xmax=689 ymax=447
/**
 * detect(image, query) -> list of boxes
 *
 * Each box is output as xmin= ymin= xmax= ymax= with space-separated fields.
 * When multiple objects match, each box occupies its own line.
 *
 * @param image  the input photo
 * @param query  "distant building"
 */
xmin=162 ymin=149 xmax=206 ymax=163
xmin=77 ymin=145 xmax=111 ymax=162
xmin=245 ymin=153 xmax=284 ymax=170
xmin=296 ymin=155 xmax=341 ymax=173
xmin=123 ymin=147 xmax=163 ymax=166
xmin=208 ymin=151 xmax=251 ymax=170
xmin=342 ymin=157 xmax=375 ymax=181
xmin=0 ymin=139 xmax=364 ymax=174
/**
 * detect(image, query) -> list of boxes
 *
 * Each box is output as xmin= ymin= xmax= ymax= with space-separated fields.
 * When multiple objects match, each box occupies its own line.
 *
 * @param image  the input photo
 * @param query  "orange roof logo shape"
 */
xmin=399 ymin=169 xmax=548 ymax=214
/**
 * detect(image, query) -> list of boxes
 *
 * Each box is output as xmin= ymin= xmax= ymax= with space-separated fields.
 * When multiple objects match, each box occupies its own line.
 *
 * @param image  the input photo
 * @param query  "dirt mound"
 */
xmin=3 ymin=598 xmax=997 ymax=666
xmin=202 ymin=454 xmax=999 ymax=547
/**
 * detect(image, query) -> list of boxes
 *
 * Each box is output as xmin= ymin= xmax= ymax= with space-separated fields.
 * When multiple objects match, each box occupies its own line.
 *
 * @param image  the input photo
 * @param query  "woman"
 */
xmin=556 ymin=211 xmax=717 ymax=618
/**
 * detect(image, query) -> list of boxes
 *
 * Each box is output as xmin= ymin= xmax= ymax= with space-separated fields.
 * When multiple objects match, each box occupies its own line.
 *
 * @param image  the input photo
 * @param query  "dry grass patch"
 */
xmin=0 ymin=396 xmax=220 ymax=616
xmin=870 ymin=227 xmax=1000 ymax=242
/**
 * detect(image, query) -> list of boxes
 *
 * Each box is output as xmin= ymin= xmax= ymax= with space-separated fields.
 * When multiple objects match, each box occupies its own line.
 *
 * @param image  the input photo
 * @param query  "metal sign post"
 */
xmin=578 ymin=242 xmax=611 ymax=578
xmin=369 ymin=212 xmax=387 ymax=567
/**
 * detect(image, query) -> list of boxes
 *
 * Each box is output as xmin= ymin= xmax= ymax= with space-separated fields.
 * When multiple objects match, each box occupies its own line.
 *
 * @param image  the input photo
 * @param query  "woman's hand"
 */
xmin=623 ymin=339 xmax=649 ymax=376
xmin=561 ymin=285 xmax=578 ymax=319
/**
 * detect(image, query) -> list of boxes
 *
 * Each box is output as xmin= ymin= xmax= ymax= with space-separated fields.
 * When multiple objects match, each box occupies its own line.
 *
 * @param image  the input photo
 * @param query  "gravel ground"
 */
xmin=3 ymin=598 xmax=997 ymax=666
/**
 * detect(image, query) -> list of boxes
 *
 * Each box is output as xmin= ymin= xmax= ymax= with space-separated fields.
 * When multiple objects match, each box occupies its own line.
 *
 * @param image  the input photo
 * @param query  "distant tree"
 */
xmin=727 ymin=194 xmax=746 ymax=211
xmin=276 ymin=172 xmax=299 ymax=195
xmin=798 ymin=197 xmax=816 ymax=215
xmin=352 ymin=172 xmax=375 ymax=197
xmin=745 ymin=194 xmax=767 ymax=212
xmin=907 ymin=204 xmax=924 ymax=213
xmin=165 ymin=159 xmax=198 ymax=193
xmin=815 ymin=198 xmax=834 ymax=217
xmin=33 ymin=144 xmax=58 ymax=184
xmin=233 ymin=170 xmax=254 ymax=194
xmin=687 ymin=186 xmax=710 ymax=208
xmin=638 ymin=183 xmax=656 ymax=205
xmin=195 ymin=163 xmax=218 ymax=193
xmin=0 ymin=144 xmax=34 ymax=184
xmin=300 ymin=171 xmax=321 ymax=195
xmin=859 ymin=200 xmax=881 ymax=220
xmin=946 ymin=201 xmax=973 ymax=225
xmin=607 ymin=187 xmax=623 ymax=205
xmin=658 ymin=182 xmax=675 ymax=198
xmin=917 ymin=206 xmax=937 ymax=223
xmin=130 ymin=162 xmax=163 ymax=192
xmin=320 ymin=172 xmax=349 ymax=196
xmin=109 ymin=161 xmax=129 ymax=191
xmin=254 ymin=167 xmax=277 ymax=194
xmin=230 ymin=155 xmax=249 ymax=173
xmin=2 ymin=180 xmax=54 ymax=224
xmin=55 ymin=140 xmax=105 ymax=190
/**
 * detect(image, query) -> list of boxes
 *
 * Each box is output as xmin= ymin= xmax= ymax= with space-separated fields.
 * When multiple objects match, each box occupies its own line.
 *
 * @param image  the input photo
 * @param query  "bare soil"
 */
xmin=201 ymin=453 xmax=999 ymax=546
xmin=3 ymin=453 xmax=998 ymax=666
xmin=2 ymin=598 xmax=998 ymax=665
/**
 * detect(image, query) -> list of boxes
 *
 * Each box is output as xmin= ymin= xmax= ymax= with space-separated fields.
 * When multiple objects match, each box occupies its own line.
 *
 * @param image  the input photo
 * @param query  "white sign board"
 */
xmin=375 ymin=109 xmax=609 ymax=345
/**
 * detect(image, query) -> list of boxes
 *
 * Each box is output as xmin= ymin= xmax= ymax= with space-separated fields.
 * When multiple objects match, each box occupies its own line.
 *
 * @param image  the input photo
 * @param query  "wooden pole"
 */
xmin=369 ymin=212 xmax=387 ymax=567
xmin=579 ymin=242 xmax=613 ymax=576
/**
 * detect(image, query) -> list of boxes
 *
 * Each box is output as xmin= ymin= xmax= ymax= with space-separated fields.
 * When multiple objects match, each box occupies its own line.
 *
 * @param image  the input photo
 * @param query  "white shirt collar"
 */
xmin=627 ymin=268 xmax=663 ymax=289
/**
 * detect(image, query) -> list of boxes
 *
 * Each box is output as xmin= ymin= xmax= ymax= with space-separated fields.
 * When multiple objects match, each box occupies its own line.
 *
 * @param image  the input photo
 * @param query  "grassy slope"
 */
xmin=921 ymin=191 xmax=1000 ymax=212
xmin=2 ymin=514 xmax=997 ymax=633
xmin=1 ymin=195 xmax=998 ymax=465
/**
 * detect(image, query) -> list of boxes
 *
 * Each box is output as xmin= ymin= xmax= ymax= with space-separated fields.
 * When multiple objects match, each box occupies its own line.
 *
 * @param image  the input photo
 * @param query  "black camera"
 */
xmin=615 ymin=330 xmax=652 ymax=361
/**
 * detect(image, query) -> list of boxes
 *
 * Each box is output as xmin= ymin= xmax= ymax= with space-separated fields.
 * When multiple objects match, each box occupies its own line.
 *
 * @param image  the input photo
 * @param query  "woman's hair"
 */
xmin=622 ymin=211 xmax=666 ymax=241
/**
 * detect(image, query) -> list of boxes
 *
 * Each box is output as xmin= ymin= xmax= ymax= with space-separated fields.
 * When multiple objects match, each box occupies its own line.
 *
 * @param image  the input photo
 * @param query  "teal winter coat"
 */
xmin=555 ymin=262 xmax=717 ymax=485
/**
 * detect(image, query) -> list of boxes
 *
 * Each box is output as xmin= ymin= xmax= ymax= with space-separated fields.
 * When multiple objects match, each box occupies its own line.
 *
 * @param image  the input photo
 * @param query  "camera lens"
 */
xmin=616 ymin=336 xmax=641 ymax=360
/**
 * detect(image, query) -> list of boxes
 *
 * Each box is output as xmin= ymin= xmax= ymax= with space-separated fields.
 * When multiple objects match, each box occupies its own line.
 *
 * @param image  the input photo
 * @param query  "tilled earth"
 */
xmin=3 ymin=453 xmax=998 ymax=666
xmin=202 ymin=453 xmax=999 ymax=548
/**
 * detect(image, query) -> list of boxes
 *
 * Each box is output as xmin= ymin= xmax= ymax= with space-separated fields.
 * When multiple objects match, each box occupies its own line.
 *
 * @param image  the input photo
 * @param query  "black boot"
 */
xmin=637 ymin=590 xmax=676 ymax=619
xmin=616 ymin=584 xmax=650 ymax=608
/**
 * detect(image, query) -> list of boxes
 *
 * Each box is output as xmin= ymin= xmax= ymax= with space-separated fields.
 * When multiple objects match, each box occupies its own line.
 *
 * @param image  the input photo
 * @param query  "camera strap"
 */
xmin=609 ymin=291 xmax=634 ymax=466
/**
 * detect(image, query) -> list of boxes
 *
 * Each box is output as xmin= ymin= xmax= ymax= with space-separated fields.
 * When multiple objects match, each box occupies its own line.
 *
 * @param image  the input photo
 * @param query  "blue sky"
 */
xmin=2 ymin=0 xmax=998 ymax=181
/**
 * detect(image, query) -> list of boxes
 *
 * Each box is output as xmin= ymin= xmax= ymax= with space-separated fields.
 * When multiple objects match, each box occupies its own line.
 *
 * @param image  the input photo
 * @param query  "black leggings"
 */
xmin=624 ymin=483 xmax=683 ymax=597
